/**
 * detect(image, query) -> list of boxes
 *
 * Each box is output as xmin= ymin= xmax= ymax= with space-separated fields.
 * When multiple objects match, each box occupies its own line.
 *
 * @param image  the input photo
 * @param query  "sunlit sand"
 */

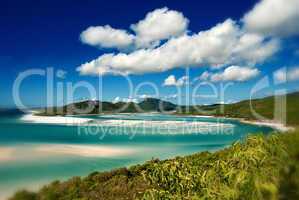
xmin=21 ymin=113 xmax=93 ymax=125
xmin=0 ymin=147 xmax=14 ymax=162
xmin=36 ymin=144 xmax=136 ymax=157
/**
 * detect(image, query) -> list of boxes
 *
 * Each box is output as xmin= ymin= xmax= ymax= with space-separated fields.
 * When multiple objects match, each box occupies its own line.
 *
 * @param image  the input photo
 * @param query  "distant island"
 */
xmin=36 ymin=98 xmax=177 ymax=116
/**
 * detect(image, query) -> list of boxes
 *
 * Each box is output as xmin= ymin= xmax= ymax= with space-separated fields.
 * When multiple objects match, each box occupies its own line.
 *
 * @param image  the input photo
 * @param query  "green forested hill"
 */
xmin=37 ymin=92 xmax=299 ymax=127
xmin=179 ymin=91 xmax=299 ymax=126
xmin=37 ymin=98 xmax=177 ymax=116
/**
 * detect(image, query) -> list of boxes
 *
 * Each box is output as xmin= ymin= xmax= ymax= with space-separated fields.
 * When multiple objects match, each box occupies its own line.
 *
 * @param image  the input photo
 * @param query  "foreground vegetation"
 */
xmin=10 ymin=129 xmax=299 ymax=200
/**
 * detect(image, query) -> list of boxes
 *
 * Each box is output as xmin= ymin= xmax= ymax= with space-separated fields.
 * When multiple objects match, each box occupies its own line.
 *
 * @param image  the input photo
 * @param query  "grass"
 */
xmin=9 ymin=130 xmax=299 ymax=200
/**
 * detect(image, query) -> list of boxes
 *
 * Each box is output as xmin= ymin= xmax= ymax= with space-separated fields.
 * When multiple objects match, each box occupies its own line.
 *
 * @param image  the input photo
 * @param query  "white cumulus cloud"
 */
xmin=122 ymin=97 xmax=138 ymax=103
xmin=163 ymin=75 xmax=176 ymax=86
xmin=163 ymin=75 xmax=189 ymax=86
xmin=208 ymin=65 xmax=260 ymax=82
xmin=80 ymin=25 xmax=135 ymax=49
xmin=198 ymin=71 xmax=211 ymax=81
xmin=131 ymin=7 xmax=189 ymax=48
xmin=112 ymin=96 xmax=121 ymax=103
xmin=274 ymin=66 xmax=299 ymax=83
xmin=243 ymin=0 xmax=299 ymax=37
xmin=78 ymin=19 xmax=279 ymax=76
xmin=137 ymin=94 xmax=157 ymax=99
xmin=232 ymin=33 xmax=280 ymax=64
xmin=163 ymin=94 xmax=178 ymax=99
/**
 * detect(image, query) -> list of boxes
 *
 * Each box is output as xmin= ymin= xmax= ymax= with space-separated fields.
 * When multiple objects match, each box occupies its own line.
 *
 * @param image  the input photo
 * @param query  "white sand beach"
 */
xmin=191 ymin=114 xmax=293 ymax=132
xmin=20 ymin=113 xmax=234 ymax=129
xmin=21 ymin=113 xmax=93 ymax=125
xmin=20 ymin=112 xmax=293 ymax=134
xmin=36 ymin=144 xmax=136 ymax=157
xmin=0 ymin=147 xmax=15 ymax=162
xmin=239 ymin=119 xmax=294 ymax=132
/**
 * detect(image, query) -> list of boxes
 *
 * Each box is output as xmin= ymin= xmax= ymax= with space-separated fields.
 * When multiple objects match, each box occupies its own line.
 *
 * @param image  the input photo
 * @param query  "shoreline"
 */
xmin=171 ymin=112 xmax=294 ymax=132
xmin=237 ymin=119 xmax=294 ymax=132
xmin=21 ymin=113 xmax=93 ymax=125
xmin=21 ymin=112 xmax=294 ymax=132
xmin=20 ymin=113 xmax=235 ymax=135
xmin=182 ymin=114 xmax=294 ymax=132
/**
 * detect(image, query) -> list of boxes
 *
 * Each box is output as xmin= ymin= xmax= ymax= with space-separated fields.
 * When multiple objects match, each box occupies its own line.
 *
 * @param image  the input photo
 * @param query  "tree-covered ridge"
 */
xmin=178 ymin=91 xmax=299 ymax=126
xmin=10 ymin=130 xmax=299 ymax=200
xmin=37 ymin=98 xmax=177 ymax=116
xmin=37 ymin=92 xmax=299 ymax=127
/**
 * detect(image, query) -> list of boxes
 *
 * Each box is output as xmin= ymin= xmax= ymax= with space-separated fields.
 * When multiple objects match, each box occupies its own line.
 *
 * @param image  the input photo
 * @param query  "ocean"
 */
xmin=0 ymin=112 xmax=273 ymax=199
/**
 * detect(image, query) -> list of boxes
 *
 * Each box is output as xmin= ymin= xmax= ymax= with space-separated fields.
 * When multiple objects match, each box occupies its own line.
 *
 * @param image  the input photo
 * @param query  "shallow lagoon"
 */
xmin=0 ymin=113 xmax=273 ymax=199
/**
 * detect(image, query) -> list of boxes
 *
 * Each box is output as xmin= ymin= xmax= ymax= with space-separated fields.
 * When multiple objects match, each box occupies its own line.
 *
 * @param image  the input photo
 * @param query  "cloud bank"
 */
xmin=131 ymin=7 xmax=189 ymax=48
xmin=274 ymin=66 xmax=299 ymax=83
xmin=198 ymin=66 xmax=260 ymax=82
xmin=243 ymin=0 xmax=299 ymax=37
xmin=78 ymin=19 xmax=278 ymax=76
xmin=80 ymin=25 xmax=134 ymax=49
xmin=77 ymin=0 xmax=299 ymax=78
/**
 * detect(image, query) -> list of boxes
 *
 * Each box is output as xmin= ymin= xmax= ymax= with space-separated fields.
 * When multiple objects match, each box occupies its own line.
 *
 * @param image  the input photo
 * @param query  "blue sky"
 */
xmin=0 ymin=0 xmax=299 ymax=108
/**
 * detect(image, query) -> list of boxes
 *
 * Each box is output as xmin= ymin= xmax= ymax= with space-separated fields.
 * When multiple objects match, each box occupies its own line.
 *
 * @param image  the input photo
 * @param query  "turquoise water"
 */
xmin=0 ymin=113 xmax=273 ymax=199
